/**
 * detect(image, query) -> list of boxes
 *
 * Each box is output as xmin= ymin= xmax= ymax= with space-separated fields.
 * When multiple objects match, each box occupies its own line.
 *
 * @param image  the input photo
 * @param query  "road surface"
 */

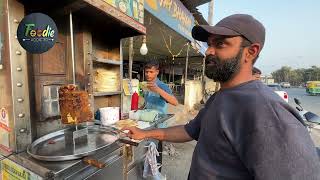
xmin=287 ymin=88 xmax=320 ymax=115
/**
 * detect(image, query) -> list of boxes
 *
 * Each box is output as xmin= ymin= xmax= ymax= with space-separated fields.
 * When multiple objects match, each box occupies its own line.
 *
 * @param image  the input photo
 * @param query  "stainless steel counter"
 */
xmin=11 ymin=142 xmax=122 ymax=179
xmin=4 ymin=114 xmax=174 ymax=180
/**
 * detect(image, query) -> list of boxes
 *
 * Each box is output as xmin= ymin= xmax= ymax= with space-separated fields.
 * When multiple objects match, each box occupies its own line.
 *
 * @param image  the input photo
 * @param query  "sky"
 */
xmin=198 ymin=0 xmax=320 ymax=75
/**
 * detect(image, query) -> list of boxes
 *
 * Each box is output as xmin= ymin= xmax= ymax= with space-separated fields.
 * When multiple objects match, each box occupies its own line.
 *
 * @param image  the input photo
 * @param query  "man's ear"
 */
xmin=245 ymin=43 xmax=261 ymax=63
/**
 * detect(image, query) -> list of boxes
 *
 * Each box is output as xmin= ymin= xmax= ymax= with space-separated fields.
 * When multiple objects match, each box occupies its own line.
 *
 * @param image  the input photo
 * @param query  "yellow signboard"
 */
xmin=104 ymin=0 xmax=144 ymax=24
xmin=1 ymin=159 xmax=42 ymax=180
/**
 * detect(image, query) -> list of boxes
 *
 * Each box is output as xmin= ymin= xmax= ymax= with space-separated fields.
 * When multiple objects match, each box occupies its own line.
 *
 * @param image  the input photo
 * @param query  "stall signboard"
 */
xmin=1 ymin=159 xmax=42 ymax=180
xmin=17 ymin=13 xmax=58 ymax=54
xmin=83 ymin=0 xmax=146 ymax=34
xmin=0 ymin=107 xmax=11 ymax=132
xmin=0 ymin=107 xmax=10 ymax=150
xmin=105 ymin=0 xmax=144 ymax=24
xmin=145 ymin=0 xmax=195 ymax=41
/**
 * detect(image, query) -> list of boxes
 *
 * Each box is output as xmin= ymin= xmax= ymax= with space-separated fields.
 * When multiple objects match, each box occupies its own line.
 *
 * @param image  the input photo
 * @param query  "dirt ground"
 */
xmin=161 ymin=141 xmax=196 ymax=180
xmin=159 ymin=104 xmax=199 ymax=180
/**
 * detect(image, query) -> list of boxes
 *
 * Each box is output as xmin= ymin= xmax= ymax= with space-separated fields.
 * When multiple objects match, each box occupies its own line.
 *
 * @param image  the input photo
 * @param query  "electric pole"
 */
xmin=208 ymin=0 xmax=214 ymax=25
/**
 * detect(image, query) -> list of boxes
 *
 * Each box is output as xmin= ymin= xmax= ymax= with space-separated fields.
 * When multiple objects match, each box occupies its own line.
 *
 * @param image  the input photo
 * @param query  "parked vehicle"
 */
xmin=294 ymin=98 xmax=320 ymax=156
xmin=267 ymin=83 xmax=289 ymax=103
xmin=306 ymin=81 xmax=320 ymax=95
xmin=280 ymin=82 xmax=291 ymax=88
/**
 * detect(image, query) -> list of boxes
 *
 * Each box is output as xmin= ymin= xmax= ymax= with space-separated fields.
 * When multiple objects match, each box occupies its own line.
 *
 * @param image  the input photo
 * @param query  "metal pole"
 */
xmin=129 ymin=37 xmax=133 ymax=81
xmin=185 ymin=43 xmax=190 ymax=82
xmin=208 ymin=1 xmax=221 ymax=91
xmin=168 ymin=57 xmax=171 ymax=83
xmin=120 ymin=39 xmax=124 ymax=114
xmin=142 ymin=68 xmax=145 ymax=81
xmin=69 ymin=12 xmax=78 ymax=130
xmin=202 ymin=57 xmax=205 ymax=81
xmin=173 ymin=62 xmax=175 ymax=83
xmin=69 ymin=12 xmax=76 ymax=84
xmin=202 ymin=57 xmax=206 ymax=99
xmin=208 ymin=0 xmax=214 ymax=25
xmin=168 ymin=65 xmax=171 ymax=83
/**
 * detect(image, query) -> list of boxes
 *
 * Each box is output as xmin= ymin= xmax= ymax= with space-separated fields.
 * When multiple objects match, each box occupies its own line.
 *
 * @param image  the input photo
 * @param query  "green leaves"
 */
xmin=272 ymin=66 xmax=320 ymax=86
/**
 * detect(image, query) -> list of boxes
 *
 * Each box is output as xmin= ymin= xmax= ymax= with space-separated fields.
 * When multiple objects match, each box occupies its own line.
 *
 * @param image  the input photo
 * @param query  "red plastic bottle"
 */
xmin=131 ymin=91 xmax=139 ymax=110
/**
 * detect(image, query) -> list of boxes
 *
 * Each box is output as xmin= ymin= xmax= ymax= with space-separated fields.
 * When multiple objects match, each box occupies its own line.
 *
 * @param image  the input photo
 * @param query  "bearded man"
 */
xmin=123 ymin=14 xmax=320 ymax=180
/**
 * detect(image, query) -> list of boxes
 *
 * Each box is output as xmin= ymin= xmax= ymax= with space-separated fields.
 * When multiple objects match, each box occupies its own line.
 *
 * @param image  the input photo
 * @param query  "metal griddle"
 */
xmin=27 ymin=125 xmax=120 ymax=161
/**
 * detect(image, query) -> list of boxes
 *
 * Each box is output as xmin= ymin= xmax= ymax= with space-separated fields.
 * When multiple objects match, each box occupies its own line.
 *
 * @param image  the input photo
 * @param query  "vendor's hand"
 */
xmin=122 ymin=127 xmax=147 ymax=140
xmin=138 ymin=106 xmax=145 ymax=110
xmin=147 ymin=82 xmax=160 ymax=93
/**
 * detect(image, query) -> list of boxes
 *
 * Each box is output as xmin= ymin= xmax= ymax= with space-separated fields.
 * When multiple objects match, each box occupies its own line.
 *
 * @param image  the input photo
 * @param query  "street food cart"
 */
xmin=0 ymin=0 xmax=173 ymax=179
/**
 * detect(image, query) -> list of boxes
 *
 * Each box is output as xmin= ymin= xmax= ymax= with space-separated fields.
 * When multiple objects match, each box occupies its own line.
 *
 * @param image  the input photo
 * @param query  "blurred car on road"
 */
xmin=280 ymin=82 xmax=291 ymax=88
xmin=267 ymin=83 xmax=289 ymax=103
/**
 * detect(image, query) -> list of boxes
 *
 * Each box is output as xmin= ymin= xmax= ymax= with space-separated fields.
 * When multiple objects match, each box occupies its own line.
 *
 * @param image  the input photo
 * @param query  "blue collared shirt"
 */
xmin=144 ymin=79 xmax=172 ymax=114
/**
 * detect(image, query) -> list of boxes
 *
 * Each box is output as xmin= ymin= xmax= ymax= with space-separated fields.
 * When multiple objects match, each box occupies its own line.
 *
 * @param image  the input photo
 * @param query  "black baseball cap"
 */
xmin=192 ymin=14 xmax=265 ymax=49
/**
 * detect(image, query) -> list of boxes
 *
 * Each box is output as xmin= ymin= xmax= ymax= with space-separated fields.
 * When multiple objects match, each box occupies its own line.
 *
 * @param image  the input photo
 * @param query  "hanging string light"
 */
xmin=160 ymin=29 xmax=189 ymax=61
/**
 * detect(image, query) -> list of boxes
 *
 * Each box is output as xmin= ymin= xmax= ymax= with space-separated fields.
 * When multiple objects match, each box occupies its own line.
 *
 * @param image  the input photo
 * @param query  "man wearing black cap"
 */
xmin=124 ymin=14 xmax=320 ymax=179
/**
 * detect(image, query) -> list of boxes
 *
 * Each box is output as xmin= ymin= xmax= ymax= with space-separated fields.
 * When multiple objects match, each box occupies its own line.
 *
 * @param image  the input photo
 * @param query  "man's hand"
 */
xmin=122 ymin=127 xmax=147 ymax=140
xmin=145 ymin=81 xmax=178 ymax=106
xmin=147 ymin=82 xmax=160 ymax=93
xmin=122 ymin=125 xmax=193 ymax=142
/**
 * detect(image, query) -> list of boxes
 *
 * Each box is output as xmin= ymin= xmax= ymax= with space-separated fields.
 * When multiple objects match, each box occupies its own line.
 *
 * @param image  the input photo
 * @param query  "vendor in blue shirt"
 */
xmin=142 ymin=60 xmax=178 ymax=114
xmin=142 ymin=60 xmax=178 ymax=171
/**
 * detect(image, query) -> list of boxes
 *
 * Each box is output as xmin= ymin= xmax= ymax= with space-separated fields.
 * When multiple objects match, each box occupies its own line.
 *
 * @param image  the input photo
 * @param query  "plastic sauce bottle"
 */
xmin=131 ymin=91 xmax=139 ymax=110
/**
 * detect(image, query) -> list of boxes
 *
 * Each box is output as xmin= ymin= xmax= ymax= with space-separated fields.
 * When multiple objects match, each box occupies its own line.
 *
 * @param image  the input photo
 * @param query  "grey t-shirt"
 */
xmin=185 ymin=80 xmax=320 ymax=180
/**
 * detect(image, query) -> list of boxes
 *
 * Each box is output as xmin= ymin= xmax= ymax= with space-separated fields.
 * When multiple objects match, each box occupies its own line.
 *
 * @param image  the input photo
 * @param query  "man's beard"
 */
xmin=205 ymin=48 xmax=243 ymax=82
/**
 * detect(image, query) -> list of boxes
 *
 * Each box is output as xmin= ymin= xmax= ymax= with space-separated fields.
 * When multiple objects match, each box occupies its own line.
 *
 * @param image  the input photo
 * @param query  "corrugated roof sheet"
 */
xmin=180 ymin=0 xmax=210 ymax=25
xmin=192 ymin=8 xmax=208 ymax=25
xmin=180 ymin=0 xmax=210 ymax=10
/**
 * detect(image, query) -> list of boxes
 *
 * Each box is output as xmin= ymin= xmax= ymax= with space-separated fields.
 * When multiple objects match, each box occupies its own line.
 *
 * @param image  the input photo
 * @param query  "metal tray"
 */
xmin=27 ymin=125 xmax=119 ymax=161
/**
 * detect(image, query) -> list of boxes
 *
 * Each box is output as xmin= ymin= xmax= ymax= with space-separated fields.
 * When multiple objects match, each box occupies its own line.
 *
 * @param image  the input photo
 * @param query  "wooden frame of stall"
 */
xmin=0 ymin=0 xmax=148 ymax=179
xmin=24 ymin=0 xmax=146 ymax=138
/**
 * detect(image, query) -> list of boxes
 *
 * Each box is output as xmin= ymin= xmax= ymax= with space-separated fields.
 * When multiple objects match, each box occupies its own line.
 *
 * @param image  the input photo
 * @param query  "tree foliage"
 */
xmin=271 ymin=66 xmax=320 ymax=86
